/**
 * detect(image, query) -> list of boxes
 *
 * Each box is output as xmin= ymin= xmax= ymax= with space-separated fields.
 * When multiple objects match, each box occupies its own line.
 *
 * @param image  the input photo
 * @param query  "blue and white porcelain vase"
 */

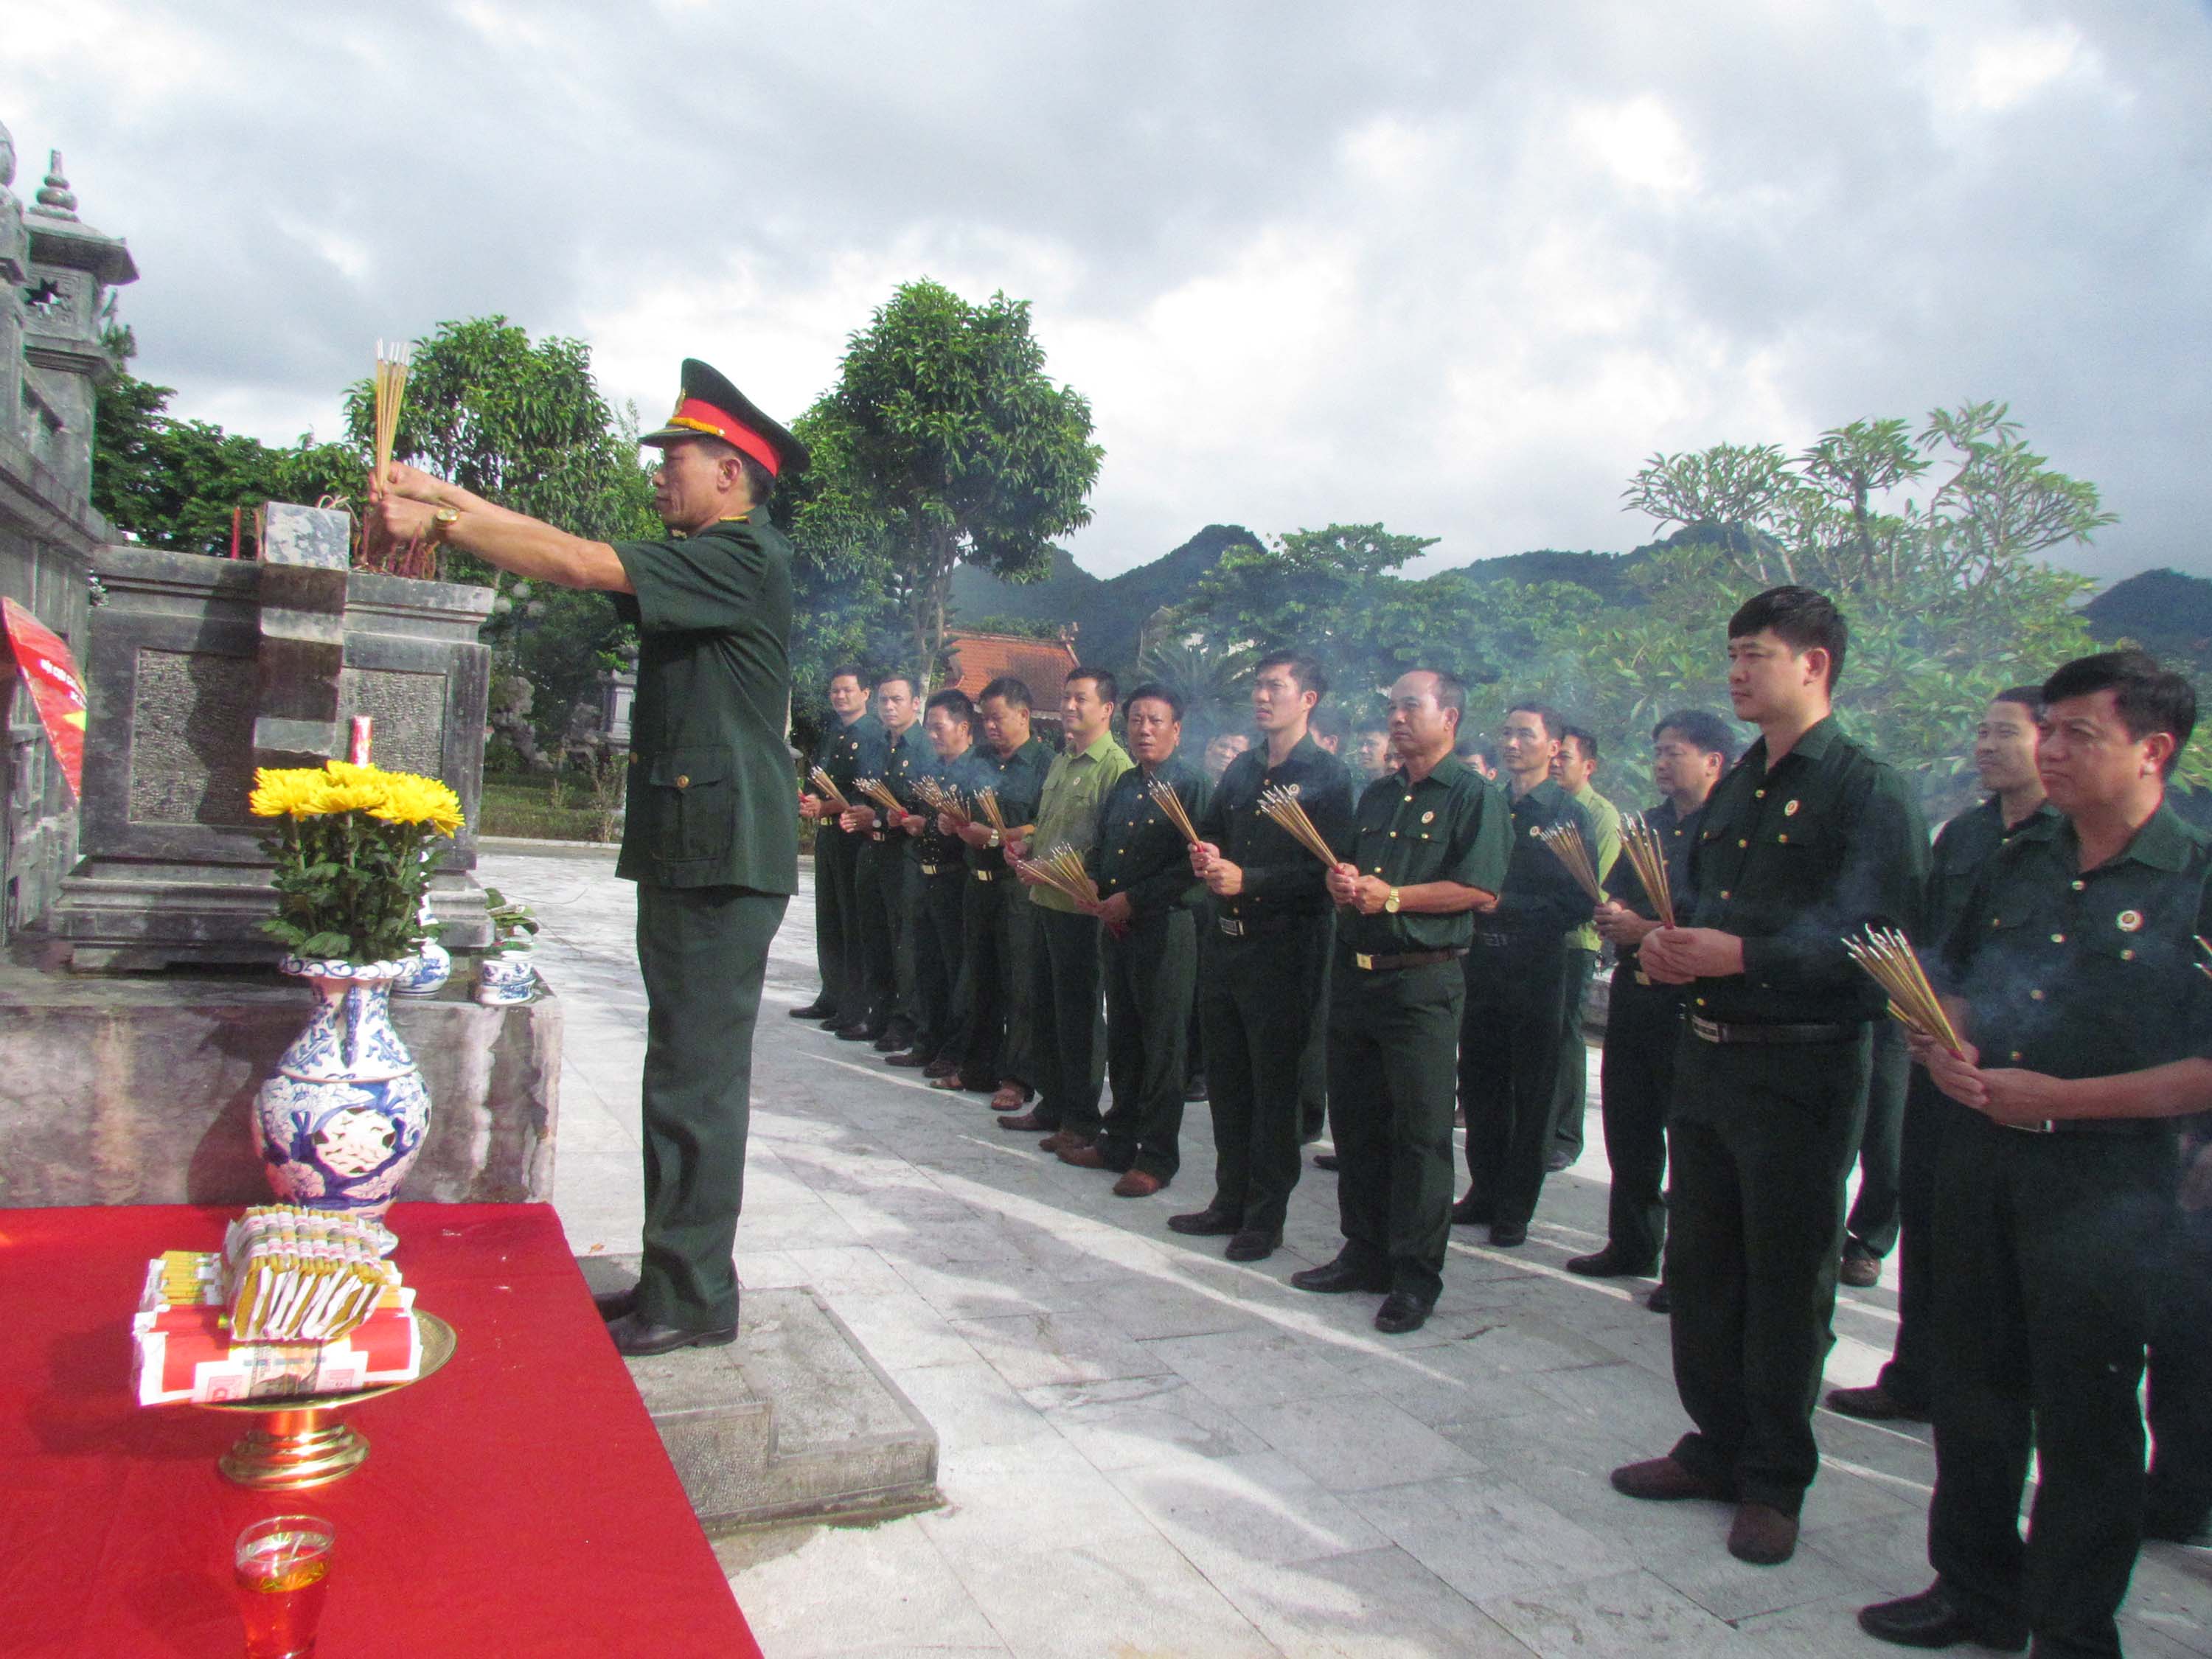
xmin=254 ymin=956 xmax=432 ymax=1220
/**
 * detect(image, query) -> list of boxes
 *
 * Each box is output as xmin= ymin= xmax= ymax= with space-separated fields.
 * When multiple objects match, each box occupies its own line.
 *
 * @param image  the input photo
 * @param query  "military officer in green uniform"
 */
xmin=1002 ymin=669 xmax=1132 ymax=1145
xmin=374 ymin=358 xmax=803 ymax=1357
xmin=888 ymin=687 xmax=980 ymax=1074
xmin=1828 ymin=687 xmax=2053 ymax=1422
xmin=1857 ymin=650 xmax=2212 ymax=1656
xmin=1611 ymin=586 xmax=1928 ymax=1567
xmin=1548 ymin=723 xmax=1621 ymax=1169
xmin=1454 ymin=701 xmax=1596 ymax=1248
xmin=1292 ymin=669 xmax=1508 ymax=1333
xmin=1174 ymin=651 xmax=1355 ymax=1264
xmin=839 ymin=672 xmax=925 ymax=1046
xmin=929 ymin=677 xmax=1053 ymax=1104
xmin=1060 ymin=682 xmax=1209 ymax=1194
xmin=794 ymin=666 xmax=875 ymax=1025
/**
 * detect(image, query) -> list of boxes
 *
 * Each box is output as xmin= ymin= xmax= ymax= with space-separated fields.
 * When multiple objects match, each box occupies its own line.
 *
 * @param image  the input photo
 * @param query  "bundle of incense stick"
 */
xmin=975 ymin=787 xmax=1009 ymax=836
xmin=915 ymin=776 xmax=970 ymax=826
xmin=855 ymin=777 xmax=905 ymax=816
xmin=372 ymin=340 xmax=411 ymax=486
xmin=1843 ymin=926 xmax=1965 ymax=1057
xmin=1256 ymin=785 xmax=1340 ymax=866
xmin=1145 ymin=773 xmax=1200 ymax=844
xmin=1017 ymin=844 xmax=1101 ymax=907
xmin=807 ymin=766 xmax=852 ymax=812
xmin=1539 ymin=821 xmax=1605 ymax=903
xmin=1617 ymin=815 xmax=1677 ymax=928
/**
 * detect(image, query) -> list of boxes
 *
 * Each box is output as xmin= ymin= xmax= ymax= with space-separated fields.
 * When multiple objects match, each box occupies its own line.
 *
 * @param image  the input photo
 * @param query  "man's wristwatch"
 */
xmin=987 ymin=829 xmax=1001 ymax=849
xmin=1383 ymin=887 xmax=1402 ymax=914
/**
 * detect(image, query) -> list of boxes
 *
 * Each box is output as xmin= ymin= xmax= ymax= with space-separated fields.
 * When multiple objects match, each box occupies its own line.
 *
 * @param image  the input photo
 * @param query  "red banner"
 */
xmin=1 ymin=597 xmax=88 ymax=802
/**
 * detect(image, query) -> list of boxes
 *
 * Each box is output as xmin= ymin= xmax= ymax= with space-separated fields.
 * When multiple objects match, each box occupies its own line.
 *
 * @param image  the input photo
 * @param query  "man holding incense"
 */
xmin=1548 ymin=723 xmax=1622 ymax=1172
xmin=1611 ymin=585 xmax=1927 ymax=1567
xmin=795 ymin=665 xmax=877 ymax=1029
xmin=1001 ymin=669 xmax=1130 ymax=1147
xmin=1570 ymin=709 xmax=1735 ymax=1299
xmin=1293 ymin=669 xmax=1507 ymax=1333
xmin=373 ymin=357 xmax=802 ymax=1357
xmin=1174 ymin=650 xmax=1355 ymax=1263
xmin=888 ymin=687 xmax=981 ymax=1076
xmin=1453 ymin=700 xmax=1596 ymax=1248
xmin=1062 ymin=681 xmax=1210 ymax=1193
xmin=1859 ymin=650 xmax=2212 ymax=1657
xmin=838 ymin=672 xmax=925 ymax=1048
xmin=1828 ymin=686 xmax=2054 ymax=1424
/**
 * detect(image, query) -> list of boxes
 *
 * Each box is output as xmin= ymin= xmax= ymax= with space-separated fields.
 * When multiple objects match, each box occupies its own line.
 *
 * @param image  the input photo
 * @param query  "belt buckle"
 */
xmin=975 ymin=869 xmax=995 ymax=883
xmin=1691 ymin=1015 xmax=1720 ymax=1043
xmin=1220 ymin=918 xmax=1246 ymax=938
xmin=1354 ymin=952 xmax=1375 ymax=970
xmin=1635 ymin=971 xmax=1652 ymax=987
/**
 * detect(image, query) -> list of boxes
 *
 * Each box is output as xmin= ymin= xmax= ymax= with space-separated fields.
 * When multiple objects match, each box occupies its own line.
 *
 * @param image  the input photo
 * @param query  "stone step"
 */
xmin=577 ymin=1255 xmax=939 ymax=1531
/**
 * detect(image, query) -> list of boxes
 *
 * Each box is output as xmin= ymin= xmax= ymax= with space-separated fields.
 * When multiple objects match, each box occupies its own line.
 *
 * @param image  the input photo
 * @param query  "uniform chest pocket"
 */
xmin=646 ymin=746 xmax=734 ymax=863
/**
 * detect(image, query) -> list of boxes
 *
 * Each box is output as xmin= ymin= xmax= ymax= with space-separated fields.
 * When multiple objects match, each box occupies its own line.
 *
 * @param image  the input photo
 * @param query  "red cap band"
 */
xmin=666 ymin=397 xmax=781 ymax=476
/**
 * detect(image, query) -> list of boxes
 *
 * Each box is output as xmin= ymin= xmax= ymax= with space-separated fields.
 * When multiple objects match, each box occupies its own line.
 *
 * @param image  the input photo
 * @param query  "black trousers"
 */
xmin=1928 ymin=1113 xmax=2177 ymax=1658
xmin=909 ymin=867 xmax=968 ymax=1062
xmin=1458 ymin=935 xmax=1574 ymax=1230
xmin=1845 ymin=1018 xmax=1911 ymax=1256
xmin=2147 ymin=1183 xmax=2212 ymax=1540
xmin=1200 ymin=920 xmax=1325 ymax=1234
xmin=1296 ymin=910 xmax=1335 ymax=1141
xmin=817 ymin=826 xmax=864 ymax=1022
xmin=634 ymin=883 xmax=788 ymax=1331
xmin=1596 ymin=967 xmax=1683 ymax=1270
xmin=1028 ymin=903 xmax=1105 ymax=1135
xmin=852 ymin=835 xmax=906 ymax=1031
xmin=1329 ymin=958 xmax=1465 ymax=1303
xmin=1549 ymin=945 xmax=1599 ymax=1158
xmin=1099 ymin=906 xmax=1196 ymax=1178
xmin=953 ymin=872 xmax=1035 ymax=1087
xmin=1666 ymin=1026 xmax=1871 ymax=1516
xmin=1873 ymin=1071 xmax=1949 ymax=1413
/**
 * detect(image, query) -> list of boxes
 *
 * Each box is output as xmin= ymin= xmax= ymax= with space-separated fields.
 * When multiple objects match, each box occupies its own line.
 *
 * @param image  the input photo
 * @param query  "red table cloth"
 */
xmin=0 ymin=1203 xmax=762 ymax=1658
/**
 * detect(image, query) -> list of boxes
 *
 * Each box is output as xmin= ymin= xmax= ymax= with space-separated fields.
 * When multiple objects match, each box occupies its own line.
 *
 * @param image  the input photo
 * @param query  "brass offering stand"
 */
xmin=198 ymin=1312 xmax=456 ymax=1490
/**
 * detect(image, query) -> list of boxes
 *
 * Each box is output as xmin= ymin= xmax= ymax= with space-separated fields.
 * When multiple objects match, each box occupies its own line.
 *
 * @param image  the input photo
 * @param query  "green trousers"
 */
xmin=954 ymin=871 xmax=1037 ymax=1088
xmin=1028 ymin=903 xmax=1105 ymax=1135
xmin=1327 ymin=957 xmax=1465 ymax=1303
xmin=852 ymin=835 xmax=907 ymax=1032
xmin=1596 ymin=967 xmax=1683 ymax=1271
xmin=815 ymin=825 xmax=862 ymax=1021
xmin=1665 ymin=1026 xmax=1870 ymax=1516
xmin=1548 ymin=945 xmax=1598 ymax=1158
xmin=1099 ymin=906 xmax=1196 ymax=1179
xmin=1296 ymin=910 xmax=1335 ymax=1141
xmin=909 ymin=866 xmax=969 ymax=1062
xmin=1200 ymin=919 xmax=1325 ymax=1235
xmin=634 ymin=883 xmax=788 ymax=1331
xmin=1458 ymin=934 xmax=1574 ymax=1229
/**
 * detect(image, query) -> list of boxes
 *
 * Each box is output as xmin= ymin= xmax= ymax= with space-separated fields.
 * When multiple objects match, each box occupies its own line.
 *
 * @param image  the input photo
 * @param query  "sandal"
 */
xmin=990 ymin=1082 xmax=1033 ymax=1112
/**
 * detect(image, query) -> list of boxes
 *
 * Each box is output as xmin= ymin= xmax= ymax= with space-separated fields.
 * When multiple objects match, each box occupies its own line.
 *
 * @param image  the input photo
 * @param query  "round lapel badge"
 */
xmin=2117 ymin=909 xmax=2143 ymax=933
xmin=1784 ymin=799 xmax=1801 ymax=817
xmin=1422 ymin=810 xmax=1436 ymax=824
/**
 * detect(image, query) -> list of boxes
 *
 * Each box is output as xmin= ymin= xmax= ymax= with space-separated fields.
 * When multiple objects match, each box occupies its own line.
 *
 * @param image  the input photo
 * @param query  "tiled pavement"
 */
xmin=481 ymin=846 xmax=2212 ymax=1659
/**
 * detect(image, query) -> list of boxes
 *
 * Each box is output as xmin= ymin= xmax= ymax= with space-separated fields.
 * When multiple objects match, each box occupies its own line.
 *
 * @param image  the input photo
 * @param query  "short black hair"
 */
xmin=925 ymin=687 xmax=975 ymax=726
xmin=1255 ymin=649 xmax=1328 ymax=700
xmin=2041 ymin=650 xmax=2197 ymax=777
xmin=1068 ymin=667 xmax=1118 ymax=706
xmin=978 ymin=676 xmax=1032 ymax=712
xmin=1560 ymin=723 xmax=1600 ymax=765
xmin=1310 ymin=705 xmax=1350 ymax=740
xmin=827 ymin=664 xmax=866 ymax=689
xmin=1455 ymin=736 xmax=1496 ymax=765
xmin=1993 ymin=684 xmax=2045 ymax=722
xmin=1122 ymin=681 xmax=1184 ymax=723
xmin=1652 ymin=709 xmax=1738 ymax=768
xmin=739 ymin=452 xmax=776 ymax=509
xmin=1355 ymin=718 xmax=1390 ymax=737
xmin=874 ymin=670 xmax=919 ymax=699
xmin=1504 ymin=701 xmax=1565 ymax=740
xmin=1728 ymin=585 xmax=1848 ymax=692
xmin=1398 ymin=667 xmax=1467 ymax=723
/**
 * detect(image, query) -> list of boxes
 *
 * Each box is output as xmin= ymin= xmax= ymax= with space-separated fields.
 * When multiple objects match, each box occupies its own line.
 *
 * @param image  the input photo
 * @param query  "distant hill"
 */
xmin=2083 ymin=568 xmax=2212 ymax=675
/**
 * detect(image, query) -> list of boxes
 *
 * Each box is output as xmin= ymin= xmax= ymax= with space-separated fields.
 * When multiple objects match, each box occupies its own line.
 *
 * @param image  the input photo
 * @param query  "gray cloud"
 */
xmin=5 ymin=0 xmax=2206 ymax=583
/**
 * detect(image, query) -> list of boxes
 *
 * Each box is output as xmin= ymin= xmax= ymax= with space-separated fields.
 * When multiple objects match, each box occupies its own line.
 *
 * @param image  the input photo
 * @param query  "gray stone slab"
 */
xmin=579 ymin=1257 xmax=939 ymax=1531
xmin=1481 ymin=1566 xmax=1762 ymax=1659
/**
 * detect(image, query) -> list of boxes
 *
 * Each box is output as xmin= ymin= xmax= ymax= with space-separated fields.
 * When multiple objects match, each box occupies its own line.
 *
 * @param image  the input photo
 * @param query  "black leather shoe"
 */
xmin=819 ymin=1015 xmax=848 ymax=1032
xmin=1565 ymin=1248 xmax=1656 ymax=1279
xmin=790 ymin=1000 xmax=834 ymax=1020
xmin=1167 ymin=1207 xmax=1242 ymax=1237
xmin=833 ymin=1021 xmax=872 ymax=1040
xmin=874 ymin=1026 xmax=915 ymax=1053
xmin=885 ymin=1050 xmax=934 ymax=1068
xmin=1545 ymin=1148 xmax=1576 ymax=1172
xmin=1224 ymin=1228 xmax=1281 ymax=1262
xmin=1450 ymin=1192 xmax=1492 ymax=1226
xmin=1826 ymin=1382 xmax=1928 ymax=1422
xmin=1857 ymin=1585 xmax=2027 ymax=1651
xmin=1183 ymin=1075 xmax=1208 ymax=1102
xmin=1312 ymin=1152 xmax=1340 ymax=1172
xmin=1646 ymin=1282 xmax=1672 ymax=1314
xmin=606 ymin=1312 xmax=738 ymax=1357
xmin=592 ymin=1287 xmax=637 ymax=1322
xmin=1488 ymin=1222 xmax=1528 ymax=1248
xmin=1374 ymin=1292 xmax=1433 ymax=1335
xmin=1289 ymin=1255 xmax=1391 ymax=1294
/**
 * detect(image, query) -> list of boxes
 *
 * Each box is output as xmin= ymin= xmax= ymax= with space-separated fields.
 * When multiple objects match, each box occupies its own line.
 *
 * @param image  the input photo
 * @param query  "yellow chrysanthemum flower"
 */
xmin=371 ymin=773 xmax=465 ymax=835
xmin=249 ymin=768 xmax=328 ymax=818
xmin=310 ymin=775 xmax=392 ymax=816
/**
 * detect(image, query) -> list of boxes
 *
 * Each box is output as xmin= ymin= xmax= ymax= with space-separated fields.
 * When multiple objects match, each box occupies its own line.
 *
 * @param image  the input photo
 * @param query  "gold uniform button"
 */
xmin=2122 ymin=948 xmax=2136 ymax=961
xmin=2009 ymin=1051 xmax=2023 ymax=1062
xmin=2070 ymin=880 xmax=2085 ymax=891
xmin=1755 ymin=789 xmax=1766 ymax=798
xmin=1738 ymin=838 xmax=1748 ymax=848
xmin=1694 ymin=997 xmax=1707 ymax=1006
xmin=1719 ymin=889 xmax=1731 ymax=900
xmin=2030 ymin=989 xmax=2045 ymax=1001
xmin=675 ymin=775 xmax=690 ymax=789
xmin=2050 ymin=933 xmax=2065 ymax=944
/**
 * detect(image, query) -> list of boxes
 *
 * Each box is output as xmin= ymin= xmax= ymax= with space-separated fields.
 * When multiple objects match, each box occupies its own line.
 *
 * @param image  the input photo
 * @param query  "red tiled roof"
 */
xmin=944 ymin=632 xmax=1080 ymax=711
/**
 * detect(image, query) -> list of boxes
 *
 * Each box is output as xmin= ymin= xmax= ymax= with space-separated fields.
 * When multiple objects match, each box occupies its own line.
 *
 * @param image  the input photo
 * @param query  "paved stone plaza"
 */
xmin=482 ymin=845 xmax=2212 ymax=1659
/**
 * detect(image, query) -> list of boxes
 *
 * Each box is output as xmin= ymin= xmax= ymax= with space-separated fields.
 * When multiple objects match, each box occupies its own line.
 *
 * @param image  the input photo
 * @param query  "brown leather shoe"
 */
xmin=1825 ymin=1382 xmax=1928 ymax=1422
xmin=1112 ymin=1169 xmax=1164 ymax=1197
xmin=1039 ymin=1130 xmax=1093 ymax=1155
xmin=1727 ymin=1501 xmax=1798 ymax=1565
xmin=1609 ymin=1455 xmax=1732 ymax=1503
xmin=998 ymin=1110 xmax=1051 ymax=1132
xmin=1840 ymin=1250 xmax=1882 ymax=1288
xmin=1059 ymin=1144 xmax=1110 ymax=1168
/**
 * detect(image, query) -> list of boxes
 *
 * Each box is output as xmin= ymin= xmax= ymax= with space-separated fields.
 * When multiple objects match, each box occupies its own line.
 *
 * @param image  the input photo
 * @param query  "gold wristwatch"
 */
xmin=1383 ymin=887 xmax=1402 ymax=914
xmin=427 ymin=507 xmax=460 ymax=545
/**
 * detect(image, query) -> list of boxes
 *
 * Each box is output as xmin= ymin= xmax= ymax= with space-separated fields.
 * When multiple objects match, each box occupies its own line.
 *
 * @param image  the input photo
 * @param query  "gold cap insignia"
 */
xmin=2117 ymin=909 xmax=2143 ymax=933
xmin=1784 ymin=799 xmax=1801 ymax=816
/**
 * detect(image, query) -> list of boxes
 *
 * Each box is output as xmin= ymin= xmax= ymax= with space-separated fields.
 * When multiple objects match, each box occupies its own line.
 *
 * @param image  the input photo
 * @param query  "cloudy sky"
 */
xmin=7 ymin=1 xmax=2208 ymax=584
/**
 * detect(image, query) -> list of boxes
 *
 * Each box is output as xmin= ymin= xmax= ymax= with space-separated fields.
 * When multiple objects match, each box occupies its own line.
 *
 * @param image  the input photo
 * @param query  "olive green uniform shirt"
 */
xmin=1565 ymin=783 xmax=1622 ymax=954
xmin=1029 ymin=731 xmax=1135 ymax=915
xmin=965 ymin=736 xmax=1053 ymax=874
xmin=1339 ymin=755 xmax=1511 ymax=956
xmin=611 ymin=512 xmax=797 ymax=893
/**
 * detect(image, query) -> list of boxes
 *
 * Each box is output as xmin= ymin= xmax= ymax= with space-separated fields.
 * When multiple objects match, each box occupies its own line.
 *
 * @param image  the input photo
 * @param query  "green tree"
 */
xmin=795 ymin=279 xmax=1102 ymax=689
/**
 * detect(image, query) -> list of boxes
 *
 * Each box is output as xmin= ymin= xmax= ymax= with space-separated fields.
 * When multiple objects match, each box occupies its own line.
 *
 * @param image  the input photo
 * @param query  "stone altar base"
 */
xmin=0 ymin=953 xmax=560 ymax=1206
xmin=579 ymin=1253 xmax=940 ymax=1531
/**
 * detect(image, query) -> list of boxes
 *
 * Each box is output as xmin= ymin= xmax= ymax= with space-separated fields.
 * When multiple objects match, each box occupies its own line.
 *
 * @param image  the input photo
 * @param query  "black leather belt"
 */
xmin=1691 ymin=1015 xmax=1859 ymax=1046
xmin=1346 ymin=947 xmax=1465 ymax=972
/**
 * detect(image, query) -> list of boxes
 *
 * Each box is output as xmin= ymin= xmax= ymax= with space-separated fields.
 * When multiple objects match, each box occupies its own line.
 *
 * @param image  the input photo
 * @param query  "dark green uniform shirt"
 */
xmin=1680 ymin=714 xmax=1929 ymax=1024
xmin=1939 ymin=804 xmax=2212 ymax=1084
xmin=964 ymin=735 xmax=1053 ymax=874
xmin=1194 ymin=734 xmax=1357 ymax=924
xmin=1089 ymin=754 xmax=1211 ymax=920
xmin=822 ymin=711 xmax=882 ymax=799
xmin=855 ymin=720 xmax=925 ymax=852
xmin=1339 ymin=754 xmax=1511 ymax=956
xmin=611 ymin=512 xmax=796 ymax=893
xmin=1927 ymin=796 xmax=2060 ymax=950
xmin=1606 ymin=796 xmax=1705 ymax=972
xmin=1485 ymin=778 xmax=1599 ymax=942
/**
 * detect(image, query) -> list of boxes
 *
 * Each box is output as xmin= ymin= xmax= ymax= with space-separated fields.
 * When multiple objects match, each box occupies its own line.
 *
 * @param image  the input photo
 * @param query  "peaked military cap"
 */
xmin=639 ymin=358 xmax=809 ymax=477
